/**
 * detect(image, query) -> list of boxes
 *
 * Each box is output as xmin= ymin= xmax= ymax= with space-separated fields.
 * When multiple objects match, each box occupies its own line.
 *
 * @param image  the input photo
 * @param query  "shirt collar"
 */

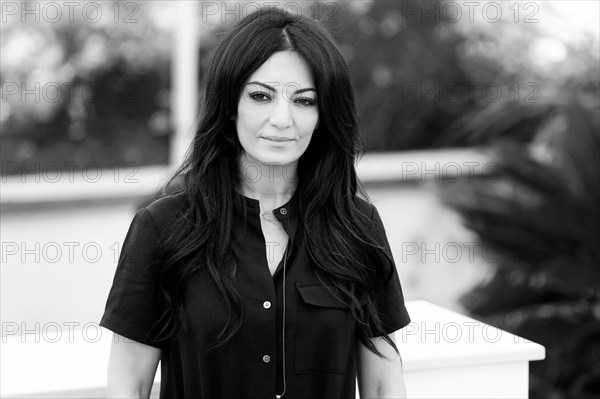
xmin=237 ymin=190 xmax=299 ymax=244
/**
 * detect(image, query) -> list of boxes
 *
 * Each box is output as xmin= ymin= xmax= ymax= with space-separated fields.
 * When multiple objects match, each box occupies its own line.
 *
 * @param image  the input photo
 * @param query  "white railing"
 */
xmin=400 ymin=301 xmax=545 ymax=398
xmin=0 ymin=300 xmax=544 ymax=399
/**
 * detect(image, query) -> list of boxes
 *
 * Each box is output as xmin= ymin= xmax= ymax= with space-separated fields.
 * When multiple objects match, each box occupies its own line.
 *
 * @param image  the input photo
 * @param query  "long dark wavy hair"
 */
xmin=150 ymin=8 xmax=398 ymax=357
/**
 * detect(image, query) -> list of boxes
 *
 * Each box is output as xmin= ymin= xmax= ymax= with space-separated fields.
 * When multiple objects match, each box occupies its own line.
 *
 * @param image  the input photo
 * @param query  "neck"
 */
xmin=238 ymin=154 xmax=298 ymax=212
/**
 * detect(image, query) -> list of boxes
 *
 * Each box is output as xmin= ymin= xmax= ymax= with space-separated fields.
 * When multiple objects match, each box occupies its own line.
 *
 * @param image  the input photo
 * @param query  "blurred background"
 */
xmin=1 ymin=1 xmax=598 ymax=397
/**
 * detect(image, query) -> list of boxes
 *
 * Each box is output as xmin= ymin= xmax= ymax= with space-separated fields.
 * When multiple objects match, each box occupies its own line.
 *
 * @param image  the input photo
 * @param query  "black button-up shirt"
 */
xmin=100 ymin=189 xmax=410 ymax=399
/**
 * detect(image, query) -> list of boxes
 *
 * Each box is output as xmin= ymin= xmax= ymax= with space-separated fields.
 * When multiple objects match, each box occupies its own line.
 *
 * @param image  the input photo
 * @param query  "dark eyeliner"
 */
xmin=296 ymin=97 xmax=316 ymax=105
xmin=248 ymin=91 xmax=270 ymax=101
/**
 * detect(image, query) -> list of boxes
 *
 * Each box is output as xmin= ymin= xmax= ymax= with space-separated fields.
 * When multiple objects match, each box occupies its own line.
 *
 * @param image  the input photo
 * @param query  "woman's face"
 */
xmin=234 ymin=51 xmax=319 ymax=170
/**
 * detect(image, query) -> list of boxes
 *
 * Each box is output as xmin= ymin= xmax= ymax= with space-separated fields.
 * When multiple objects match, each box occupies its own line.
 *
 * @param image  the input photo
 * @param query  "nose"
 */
xmin=269 ymin=99 xmax=293 ymax=129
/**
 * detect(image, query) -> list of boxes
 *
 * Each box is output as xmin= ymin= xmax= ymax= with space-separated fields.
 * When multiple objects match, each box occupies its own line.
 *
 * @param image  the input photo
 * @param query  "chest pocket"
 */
xmin=294 ymin=283 xmax=356 ymax=374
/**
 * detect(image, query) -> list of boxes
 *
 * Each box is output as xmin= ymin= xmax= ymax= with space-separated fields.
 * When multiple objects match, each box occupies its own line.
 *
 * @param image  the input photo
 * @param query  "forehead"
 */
xmin=247 ymin=51 xmax=314 ymax=88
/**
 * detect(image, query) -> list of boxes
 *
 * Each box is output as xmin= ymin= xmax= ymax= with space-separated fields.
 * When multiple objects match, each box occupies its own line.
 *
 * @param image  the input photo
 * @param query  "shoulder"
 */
xmin=353 ymin=195 xmax=376 ymax=220
xmin=117 ymin=191 xmax=189 ymax=256
xmin=353 ymin=196 xmax=387 ymax=234
xmin=144 ymin=189 xmax=188 ymax=215
xmin=352 ymin=196 xmax=394 ymax=272
xmin=350 ymin=196 xmax=391 ymax=250
xmin=140 ymin=187 xmax=189 ymax=235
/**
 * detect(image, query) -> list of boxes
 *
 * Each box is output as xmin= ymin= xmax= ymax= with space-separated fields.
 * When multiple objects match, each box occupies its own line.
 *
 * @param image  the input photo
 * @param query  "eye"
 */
xmin=249 ymin=92 xmax=271 ymax=102
xmin=295 ymin=98 xmax=316 ymax=106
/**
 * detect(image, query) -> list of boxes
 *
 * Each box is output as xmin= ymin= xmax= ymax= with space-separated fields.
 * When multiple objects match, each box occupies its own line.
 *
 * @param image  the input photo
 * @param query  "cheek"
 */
xmin=235 ymin=106 xmax=262 ymax=137
xmin=297 ymin=111 xmax=320 ymax=139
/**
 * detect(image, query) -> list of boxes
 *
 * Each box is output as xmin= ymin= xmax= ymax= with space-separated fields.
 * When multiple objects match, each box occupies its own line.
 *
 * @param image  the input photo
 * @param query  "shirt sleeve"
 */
xmin=99 ymin=207 xmax=164 ymax=348
xmin=367 ymin=205 xmax=411 ymax=336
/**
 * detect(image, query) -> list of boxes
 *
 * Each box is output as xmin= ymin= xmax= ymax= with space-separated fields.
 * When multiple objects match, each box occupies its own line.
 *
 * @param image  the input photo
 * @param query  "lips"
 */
xmin=262 ymin=136 xmax=294 ymax=142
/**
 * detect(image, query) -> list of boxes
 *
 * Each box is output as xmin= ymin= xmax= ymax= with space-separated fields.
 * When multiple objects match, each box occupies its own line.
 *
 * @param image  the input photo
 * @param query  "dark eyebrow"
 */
xmin=246 ymin=81 xmax=317 ymax=95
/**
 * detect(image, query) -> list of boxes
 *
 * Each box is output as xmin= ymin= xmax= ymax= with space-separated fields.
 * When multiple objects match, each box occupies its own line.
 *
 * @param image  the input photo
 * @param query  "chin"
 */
xmin=261 ymin=158 xmax=296 ymax=166
xmin=252 ymin=153 xmax=296 ymax=166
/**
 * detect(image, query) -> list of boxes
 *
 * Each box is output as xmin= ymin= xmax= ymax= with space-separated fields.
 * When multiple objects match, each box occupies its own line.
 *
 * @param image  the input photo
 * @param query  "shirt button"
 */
xmin=262 ymin=355 xmax=271 ymax=363
xmin=263 ymin=301 xmax=271 ymax=309
xmin=279 ymin=207 xmax=288 ymax=215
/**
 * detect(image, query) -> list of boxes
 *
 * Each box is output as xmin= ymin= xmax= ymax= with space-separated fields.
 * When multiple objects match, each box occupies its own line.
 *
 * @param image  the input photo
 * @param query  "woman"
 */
xmin=101 ymin=7 xmax=411 ymax=399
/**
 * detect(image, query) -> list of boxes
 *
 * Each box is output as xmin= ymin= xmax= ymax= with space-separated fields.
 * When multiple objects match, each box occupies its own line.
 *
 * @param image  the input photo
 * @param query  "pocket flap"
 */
xmin=296 ymin=283 xmax=349 ymax=309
